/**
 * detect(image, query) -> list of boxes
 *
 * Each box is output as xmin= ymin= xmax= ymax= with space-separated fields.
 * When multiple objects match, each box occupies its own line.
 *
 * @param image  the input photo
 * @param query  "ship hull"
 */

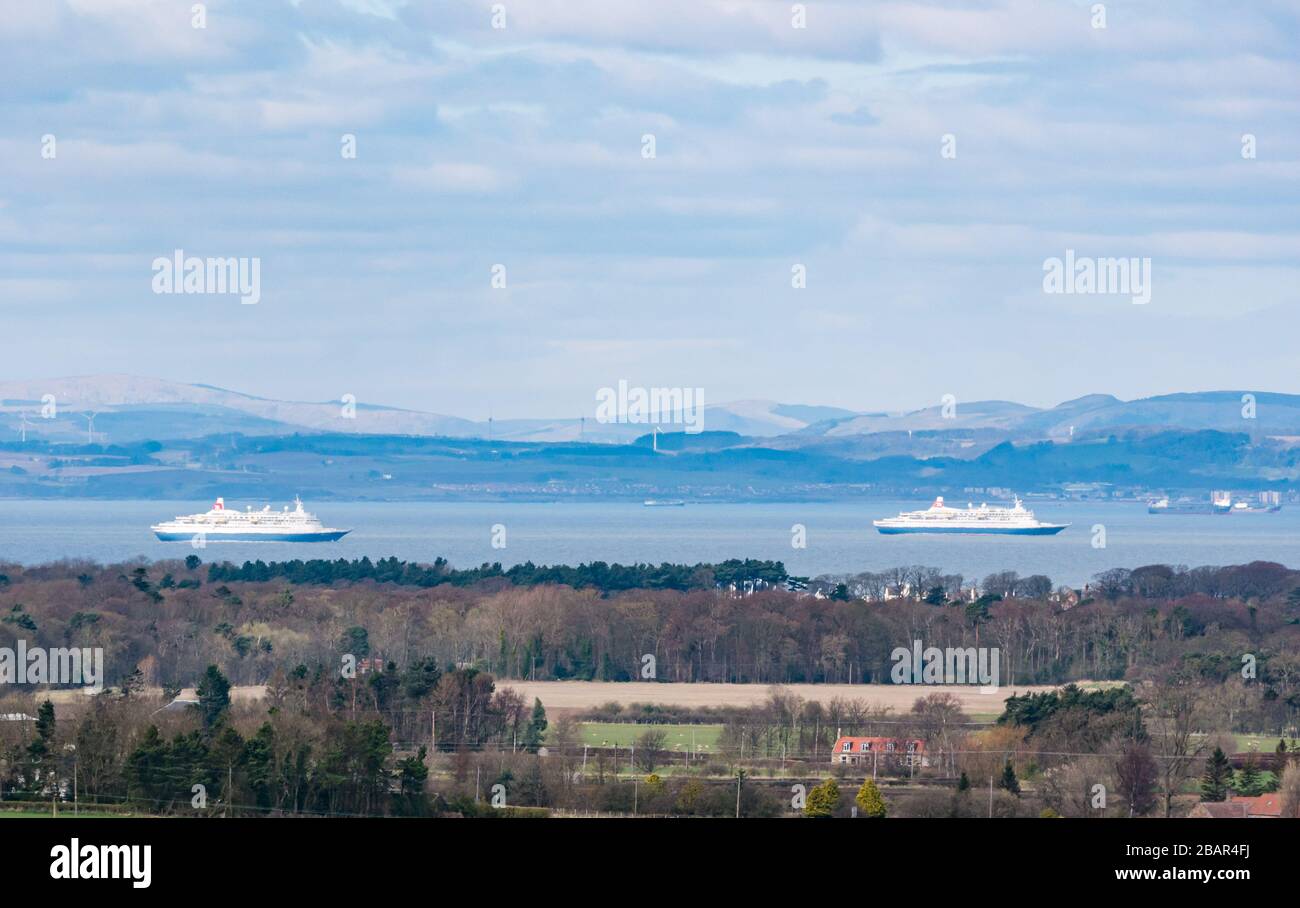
xmin=875 ymin=524 xmax=1067 ymax=535
xmin=153 ymin=530 xmax=349 ymax=542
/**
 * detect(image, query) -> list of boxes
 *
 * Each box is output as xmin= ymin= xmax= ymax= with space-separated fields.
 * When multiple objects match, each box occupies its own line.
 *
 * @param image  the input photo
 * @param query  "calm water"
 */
xmin=1 ymin=498 xmax=1298 ymax=587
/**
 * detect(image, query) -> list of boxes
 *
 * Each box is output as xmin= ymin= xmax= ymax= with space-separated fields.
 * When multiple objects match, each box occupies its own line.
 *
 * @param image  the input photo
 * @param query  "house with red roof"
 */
xmin=831 ymin=736 xmax=929 ymax=769
xmin=1188 ymin=793 xmax=1283 ymax=818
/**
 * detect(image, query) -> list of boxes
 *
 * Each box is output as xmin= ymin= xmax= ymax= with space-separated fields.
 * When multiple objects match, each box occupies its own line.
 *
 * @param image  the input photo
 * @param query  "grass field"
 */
xmin=1233 ymin=733 xmax=1290 ymax=754
xmin=580 ymin=722 xmax=723 ymax=754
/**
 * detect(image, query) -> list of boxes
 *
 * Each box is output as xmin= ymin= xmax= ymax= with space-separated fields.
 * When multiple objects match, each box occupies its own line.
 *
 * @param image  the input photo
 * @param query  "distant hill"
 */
xmin=794 ymin=391 xmax=1300 ymax=442
xmin=0 ymin=374 xmax=478 ymax=442
xmin=0 ymin=375 xmax=859 ymax=444
xmin=3 ymin=375 xmax=1299 ymax=453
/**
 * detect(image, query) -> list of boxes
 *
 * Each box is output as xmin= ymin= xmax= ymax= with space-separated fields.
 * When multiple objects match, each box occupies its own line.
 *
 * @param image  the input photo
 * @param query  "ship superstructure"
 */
xmin=874 ymin=497 xmax=1068 ymax=535
xmin=152 ymin=497 xmax=349 ymax=542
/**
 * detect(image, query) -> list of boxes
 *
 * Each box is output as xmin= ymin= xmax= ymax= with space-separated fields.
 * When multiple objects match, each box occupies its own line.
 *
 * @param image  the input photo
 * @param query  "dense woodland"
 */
xmin=4 ymin=553 xmax=1300 ymax=816
xmin=2 ymin=556 xmax=1299 ymax=701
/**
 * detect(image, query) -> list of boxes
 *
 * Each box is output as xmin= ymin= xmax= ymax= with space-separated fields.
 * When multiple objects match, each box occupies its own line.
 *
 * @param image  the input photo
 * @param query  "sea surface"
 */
xmin=0 ymin=498 xmax=1297 ymax=587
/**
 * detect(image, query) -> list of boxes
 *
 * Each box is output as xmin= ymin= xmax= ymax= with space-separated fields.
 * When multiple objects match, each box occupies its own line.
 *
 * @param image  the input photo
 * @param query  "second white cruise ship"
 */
xmin=152 ymin=497 xmax=349 ymax=542
xmin=874 ymin=497 xmax=1068 ymax=535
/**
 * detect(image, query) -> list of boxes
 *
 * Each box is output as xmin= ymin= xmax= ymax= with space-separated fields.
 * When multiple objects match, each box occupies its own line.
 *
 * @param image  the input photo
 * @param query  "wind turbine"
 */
xmin=17 ymin=411 xmax=34 ymax=443
xmin=80 ymin=411 xmax=100 ymax=446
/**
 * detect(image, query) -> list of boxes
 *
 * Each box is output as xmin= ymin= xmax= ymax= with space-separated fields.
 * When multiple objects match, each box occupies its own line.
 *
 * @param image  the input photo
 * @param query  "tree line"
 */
xmin=204 ymin=555 xmax=797 ymax=592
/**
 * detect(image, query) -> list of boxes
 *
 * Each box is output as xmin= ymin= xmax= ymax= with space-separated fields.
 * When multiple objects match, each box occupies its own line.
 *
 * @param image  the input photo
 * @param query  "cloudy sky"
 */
xmin=2 ymin=0 xmax=1297 ymax=419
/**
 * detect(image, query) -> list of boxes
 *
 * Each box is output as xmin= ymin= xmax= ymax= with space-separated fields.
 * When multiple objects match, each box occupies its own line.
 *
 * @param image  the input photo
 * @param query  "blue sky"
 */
xmin=1 ymin=0 xmax=1297 ymax=419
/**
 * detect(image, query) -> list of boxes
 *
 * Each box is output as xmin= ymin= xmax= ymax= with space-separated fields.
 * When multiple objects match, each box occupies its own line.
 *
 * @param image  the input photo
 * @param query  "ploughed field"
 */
xmin=493 ymin=681 xmax=1065 ymax=715
xmin=44 ymin=680 xmax=1073 ymax=718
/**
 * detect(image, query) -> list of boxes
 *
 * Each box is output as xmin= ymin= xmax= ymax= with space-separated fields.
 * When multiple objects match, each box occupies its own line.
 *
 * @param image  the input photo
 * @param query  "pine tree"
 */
xmin=999 ymin=759 xmax=1020 ymax=796
xmin=34 ymin=699 xmax=55 ymax=743
xmin=1238 ymin=757 xmax=1262 ymax=796
xmin=805 ymin=778 xmax=840 ymax=817
xmin=195 ymin=664 xmax=231 ymax=729
xmin=855 ymin=778 xmax=887 ymax=817
xmin=1201 ymin=747 xmax=1231 ymax=801
xmin=523 ymin=698 xmax=548 ymax=753
xmin=957 ymin=771 xmax=971 ymax=792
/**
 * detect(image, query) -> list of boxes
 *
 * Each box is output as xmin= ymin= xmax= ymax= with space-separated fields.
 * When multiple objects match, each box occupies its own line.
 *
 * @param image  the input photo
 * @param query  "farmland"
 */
xmin=496 ymin=680 xmax=1064 ymax=717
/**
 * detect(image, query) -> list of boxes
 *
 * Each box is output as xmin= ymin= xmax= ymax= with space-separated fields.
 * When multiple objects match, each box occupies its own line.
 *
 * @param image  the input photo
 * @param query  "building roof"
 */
xmin=1190 ymin=794 xmax=1283 ymax=818
xmin=1189 ymin=801 xmax=1249 ymax=818
xmin=832 ymin=736 xmax=925 ymax=753
xmin=1231 ymin=794 xmax=1282 ymax=817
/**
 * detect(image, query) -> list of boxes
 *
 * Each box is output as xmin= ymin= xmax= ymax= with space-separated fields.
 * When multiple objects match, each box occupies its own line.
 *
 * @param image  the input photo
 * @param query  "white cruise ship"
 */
xmin=874 ymin=497 xmax=1068 ymax=535
xmin=152 ymin=497 xmax=349 ymax=542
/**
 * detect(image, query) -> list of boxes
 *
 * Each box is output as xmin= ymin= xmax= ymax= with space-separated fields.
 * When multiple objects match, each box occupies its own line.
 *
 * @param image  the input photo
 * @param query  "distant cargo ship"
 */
xmin=1231 ymin=500 xmax=1282 ymax=514
xmin=1149 ymin=491 xmax=1281 ymax=515
xmin=152 ymin=497 xmax=349 ymax=542
xmin=1147 ymin=497 xmax=1215 ymax=515
xmin=643 ymin=499 xmax=686 ymax=507
xmin=874 ymin=497 xmax=1068 ymax=535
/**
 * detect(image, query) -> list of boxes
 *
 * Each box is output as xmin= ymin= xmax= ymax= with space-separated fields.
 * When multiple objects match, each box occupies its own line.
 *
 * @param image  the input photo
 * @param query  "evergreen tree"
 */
xmin=523 ymin=698 xmax=548 ymax=753
xmin=855 ymin=778 xmax=887 ymax=817
xmin=245 ymin=722 xmax=276 ymax=809
xmin=397 ymin=746 xmax=429 ymax=795
xmin=805 ymin=778 xmax=839 ymax=817
xmin=999 ymin=760 xmax=1020 ymax=796
xmin=195 ymin=664 xmax=231 ymax=729
xmin=957 ymin=771 xmax=971 ymax=792
xmin=1201 ymin=747 xmax=1231 ymax=802
xmin=126 ymin=726 xmax=169 ymax=809
xmin=1238 ymin=757 xmax=1263 ymax=796
xmin=34 ymin=699 xmax=55 ymax=744
xmin=22 ymin=700 xmax=57 ymax=796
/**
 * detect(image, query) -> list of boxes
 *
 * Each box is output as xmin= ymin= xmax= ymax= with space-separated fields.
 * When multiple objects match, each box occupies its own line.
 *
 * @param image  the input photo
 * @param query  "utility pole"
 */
xmin=735 ymin=769 xmax=746 ymax=818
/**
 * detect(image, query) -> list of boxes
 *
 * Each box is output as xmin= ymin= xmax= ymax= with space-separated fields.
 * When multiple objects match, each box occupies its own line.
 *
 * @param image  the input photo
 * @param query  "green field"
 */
xmin=579 ymin=722 xmax=723 ymax=754
xmin=1233 ymin=733 xmax=1290 ymax=754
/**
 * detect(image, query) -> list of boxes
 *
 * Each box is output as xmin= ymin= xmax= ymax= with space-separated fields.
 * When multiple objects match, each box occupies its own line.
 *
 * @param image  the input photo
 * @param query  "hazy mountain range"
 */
xmin=3 ymin=375 xmax=1296 ymax=448
xmin=3 ymin=375 xmax=1299 ymax=501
